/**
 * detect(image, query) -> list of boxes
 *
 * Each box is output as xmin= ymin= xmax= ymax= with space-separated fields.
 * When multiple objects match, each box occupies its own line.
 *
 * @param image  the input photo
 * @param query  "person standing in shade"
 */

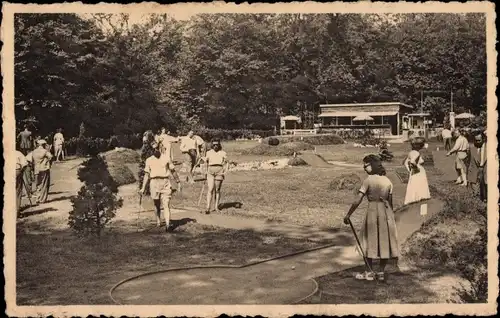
xmin=16 ymin=149 xmax=29 ymax=216
xmin=441 ymin=126 xmax=453 ymax=151
xmin=179 ymin=130 xmax=198 ymax=183
xmin=53 ymin=128 xmax=65 ymax=162
xmin=203 ymin=139 xmax=229 ymax=214
xmin=17 ymin=125 xmax=33 ymax=155
xmin=446 ymin=128 xmax=469 ymax=186
xmin=32 ymin=140 xmax=53 ymax=204
xmin=403 ymin=137 xmax=431 ymax=216
xmin=468 ymin=132 xmax=487 ymax=202
xmin=343 ymin=154 xmax=399 ymax=282
xmin=140 ymin=143 xmax=181 ymax=232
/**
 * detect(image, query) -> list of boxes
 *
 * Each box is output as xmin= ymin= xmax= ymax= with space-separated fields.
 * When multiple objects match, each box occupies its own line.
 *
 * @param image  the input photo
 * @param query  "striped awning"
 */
xmin=318 ymin=111 xmax=399 ymax=118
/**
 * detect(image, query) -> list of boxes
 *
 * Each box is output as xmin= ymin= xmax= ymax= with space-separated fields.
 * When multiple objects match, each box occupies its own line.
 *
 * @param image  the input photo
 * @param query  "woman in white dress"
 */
xmin=403 ymin=137 xmax=431 ymax=215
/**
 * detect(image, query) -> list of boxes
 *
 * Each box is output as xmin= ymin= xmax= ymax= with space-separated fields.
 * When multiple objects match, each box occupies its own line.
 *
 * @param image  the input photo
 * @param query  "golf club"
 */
xmin=348 ymin=218 xmax=374 ymax=274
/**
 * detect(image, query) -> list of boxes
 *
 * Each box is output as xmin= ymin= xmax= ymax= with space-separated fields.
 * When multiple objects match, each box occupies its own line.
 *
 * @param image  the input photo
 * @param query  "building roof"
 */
xmin=318 ymin=110 xmax=399 ymax=118
xmin=319 ymin=102 xmax=413 ymax=109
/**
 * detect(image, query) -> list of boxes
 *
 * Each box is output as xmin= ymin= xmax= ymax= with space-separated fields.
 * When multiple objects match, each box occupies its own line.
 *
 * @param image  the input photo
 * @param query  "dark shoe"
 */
xmin=165 ymin=224 xmax=175 ymax=232
xmin=205 ymin=210 xmax=211 ymax=215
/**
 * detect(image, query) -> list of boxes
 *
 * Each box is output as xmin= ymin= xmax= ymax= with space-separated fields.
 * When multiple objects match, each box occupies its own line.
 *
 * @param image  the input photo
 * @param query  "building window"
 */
xmin=338 ymin=117 xmax=351 ymax=125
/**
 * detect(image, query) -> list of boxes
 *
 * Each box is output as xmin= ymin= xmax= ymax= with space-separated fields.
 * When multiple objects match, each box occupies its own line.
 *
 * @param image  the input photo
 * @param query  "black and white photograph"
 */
xmin=2 ymin=2 xmax=498 ymax=317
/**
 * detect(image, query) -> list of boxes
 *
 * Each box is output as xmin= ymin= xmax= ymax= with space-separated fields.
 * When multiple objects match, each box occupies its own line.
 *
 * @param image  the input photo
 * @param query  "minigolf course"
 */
xmin=298 ymin=152 xmax=335 ymax=168
xmin=109 ymin=197 xmax=444 ymax=304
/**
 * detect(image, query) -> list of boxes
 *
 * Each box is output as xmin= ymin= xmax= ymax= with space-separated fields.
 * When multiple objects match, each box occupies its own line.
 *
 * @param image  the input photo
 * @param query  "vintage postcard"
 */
xmin=2 ymin=1 xmax=498 ymax=317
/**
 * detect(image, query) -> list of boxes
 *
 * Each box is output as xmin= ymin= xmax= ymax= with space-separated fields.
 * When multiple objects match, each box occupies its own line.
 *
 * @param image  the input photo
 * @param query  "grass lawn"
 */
xmin=152 ymin=166 xmax=409 ymax=229
xmin=16 ymin=221 xmax=325 ymax=305
xmin=16 ymin=139 xmax=467 ymax=306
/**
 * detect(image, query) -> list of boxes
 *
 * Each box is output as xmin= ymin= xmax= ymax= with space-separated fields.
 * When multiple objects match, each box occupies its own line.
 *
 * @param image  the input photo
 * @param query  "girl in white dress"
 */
xmin=403 ymin=137 xmax=431 ymax=215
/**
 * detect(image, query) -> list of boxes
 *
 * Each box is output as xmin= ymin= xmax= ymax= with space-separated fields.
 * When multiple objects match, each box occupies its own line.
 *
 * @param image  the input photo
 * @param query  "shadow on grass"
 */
xmin=45 ymin=195 xmax=74 ymax=204
xmin=219 ymin=201 xmax=243 ymax=210
xmin=16 ymin=219 xmax=327 ymax=305
xmin=305 ymin=264 xmax=460 ymax=304
xmin=20 ymin=207 xmax=58 ymax=217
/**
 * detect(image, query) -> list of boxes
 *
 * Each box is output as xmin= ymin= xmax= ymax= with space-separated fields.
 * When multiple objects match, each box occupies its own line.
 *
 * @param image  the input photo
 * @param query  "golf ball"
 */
xmin=291 ymin=266 xmax=296 ymax=270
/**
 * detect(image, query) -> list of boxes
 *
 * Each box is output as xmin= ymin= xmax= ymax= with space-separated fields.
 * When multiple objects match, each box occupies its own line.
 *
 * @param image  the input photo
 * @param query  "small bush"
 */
xmin=328 ymin=173 xmax=362 ymax=191
xmin=288 ymin=157 xmax=308 ymax=166
xmin=69 ymin=155 xmax=123 ymax=238
xmin=268 ymin=137 xmax=280 ymax=146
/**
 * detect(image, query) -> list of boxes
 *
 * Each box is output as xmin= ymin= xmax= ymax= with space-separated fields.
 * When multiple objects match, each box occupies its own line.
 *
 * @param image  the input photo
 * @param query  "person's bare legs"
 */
xmin=214 ymin=179 xmax=223 ymax=212
xmin=206 ymin=175 xmax=215 ymax=213
xmin=153 ymin=199 xmax=162 ymax=226
xmin=161 ymin=191 xmax=172 ymax=231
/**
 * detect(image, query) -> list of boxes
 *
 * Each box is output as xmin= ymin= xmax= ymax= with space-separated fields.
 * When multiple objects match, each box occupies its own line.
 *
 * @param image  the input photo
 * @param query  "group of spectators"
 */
xmin=441 ymin=125 xmax=487 ymax=202
xmin=15 ymin=126 xmax=66 ymax=216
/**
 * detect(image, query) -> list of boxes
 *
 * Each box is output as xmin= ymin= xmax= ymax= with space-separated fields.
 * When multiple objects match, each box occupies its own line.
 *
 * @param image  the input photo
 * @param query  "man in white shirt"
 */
xmin=179 ymin=130 xmax=198 ymax=183
xmin=441 ymin=126 xmax=453 ymax=151
xmin=140 ymin=143 xmax=181 ymax=232
xmin=446 ymin=129 xmax=469 ymax=186
xmin=16 ymin=149 xmax=29 ymax=215
xmin=53 ymin=128 xmax=65 ymax=162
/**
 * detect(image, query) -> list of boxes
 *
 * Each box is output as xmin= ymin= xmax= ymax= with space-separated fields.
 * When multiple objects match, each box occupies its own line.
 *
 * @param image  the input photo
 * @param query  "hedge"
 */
xmin=263 ymin=134 xmax=344 ymax=145
xmin=194 ymin=128 xmax=275 ymax=141
xmin=63 ymin=129 xmax=276 ymax=156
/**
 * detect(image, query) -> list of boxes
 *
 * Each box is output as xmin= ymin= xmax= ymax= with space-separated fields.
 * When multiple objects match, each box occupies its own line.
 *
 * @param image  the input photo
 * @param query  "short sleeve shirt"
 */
xmin=359 ymin=175 xmax=393 ymax=201
xmin=144 ymin=155 xmax=175 ymax=178
xmin=441 ymin=129 xmax=452 ymax=139
xmin=180 ymin=136 xmax=197 ymax=152
xmin=206 ymin=149 xmax=227 ymax=166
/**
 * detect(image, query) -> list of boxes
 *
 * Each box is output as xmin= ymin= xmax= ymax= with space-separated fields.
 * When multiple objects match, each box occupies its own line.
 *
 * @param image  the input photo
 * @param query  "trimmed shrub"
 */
xmin=328 ymin=173 xmax=362 ymax=191
xmin=69 ymin=155 xmax=123 ymax=238
xmin=268 ymin=137 xmax=280 ymax=146
xmin=240 ymin=144 xmax=295 ymax=157
xmin=288 ymin=157 xmax=308 ymax=166
xmin=264 ymin=134 xmax=344 ymax=146
xmin=241 ymin=142 xmax=315 ymax=157
xmin=280 ymin=141 xmax=315 ymax=151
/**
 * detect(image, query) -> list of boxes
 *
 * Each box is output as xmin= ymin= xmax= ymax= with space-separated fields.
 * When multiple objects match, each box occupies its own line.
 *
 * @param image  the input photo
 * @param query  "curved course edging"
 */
xmin=109 ymin=242 xmax=338 ymax=305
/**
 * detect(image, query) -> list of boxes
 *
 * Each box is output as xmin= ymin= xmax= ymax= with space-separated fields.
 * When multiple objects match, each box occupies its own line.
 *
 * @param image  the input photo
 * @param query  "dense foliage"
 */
xmin=69 ymin=155 xmax=123 ymax=238
xmin=15 ymin=13 xmax=486 ymax=138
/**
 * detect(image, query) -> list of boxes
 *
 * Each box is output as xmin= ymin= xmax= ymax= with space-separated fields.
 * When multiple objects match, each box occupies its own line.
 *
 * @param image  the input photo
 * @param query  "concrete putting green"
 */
xmin=111 ymin=265 xmax=318 ymax=305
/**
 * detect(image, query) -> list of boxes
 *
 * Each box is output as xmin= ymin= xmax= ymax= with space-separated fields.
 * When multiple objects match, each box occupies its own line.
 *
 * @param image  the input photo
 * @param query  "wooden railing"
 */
xmin=280 ymin=129 xmax=318 ymax=135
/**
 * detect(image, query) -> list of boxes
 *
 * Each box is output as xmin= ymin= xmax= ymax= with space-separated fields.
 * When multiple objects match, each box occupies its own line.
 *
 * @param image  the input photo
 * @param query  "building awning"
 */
xmin=318 ymin=111 xmax=398 ymax=118
xmin=281 ymin=115 xmax=301 ymax=121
